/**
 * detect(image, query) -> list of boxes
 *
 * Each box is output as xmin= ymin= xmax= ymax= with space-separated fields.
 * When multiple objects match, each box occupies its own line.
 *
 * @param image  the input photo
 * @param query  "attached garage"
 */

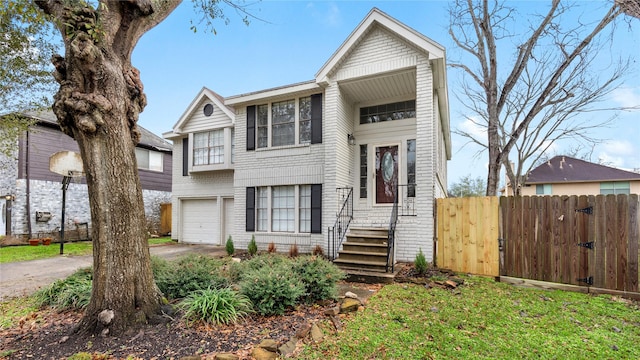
xmin=181 ymin=199 xmax=219 ymax=244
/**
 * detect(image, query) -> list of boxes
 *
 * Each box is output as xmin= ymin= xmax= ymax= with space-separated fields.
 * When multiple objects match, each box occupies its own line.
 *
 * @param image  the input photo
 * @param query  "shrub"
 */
xmin=239 ymin=259 xmax=305 ymax=316
xmin=154 ymin=255 xmax=228 ymax=300
xmin=225 ymin=236 xmax=235 ymax=256
xmin=267 ymin=242 xmax=277 ymax=254
xmin=180 ymin=287 xmax=253 ymax=325
xmin=293 ymin=256 xmax=345 ymax=303
xmin=247 ymin=235 xmax=258 ymax=256
xmin=34 ymin=268 xmax=92 ymax=310
xmin=414 ymin=248 xmax=428 ymax=275
xmin=288 ymin=244 xmax=299 ymax=258
xmin=312 ymin=245 xmax=324 ymax=257
xmin=228 ymin=253 xmax=288 ymax=283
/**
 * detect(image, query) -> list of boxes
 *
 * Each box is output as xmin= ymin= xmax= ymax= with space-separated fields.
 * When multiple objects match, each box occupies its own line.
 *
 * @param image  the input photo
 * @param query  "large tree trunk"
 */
xmin=35 ymin=0 xmax=181 ymax=335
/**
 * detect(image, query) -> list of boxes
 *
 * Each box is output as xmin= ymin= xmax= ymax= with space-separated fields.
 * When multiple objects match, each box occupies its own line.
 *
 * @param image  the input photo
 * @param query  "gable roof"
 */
xmin=526 ymin=156 xmax=640 ymax=184
xmin=171 ymin=87 xmax=235 ymax=132
xmin=315 ymin=7 xmax=445 ymax=83
xmin=21 ymin=110 xmax=172 ymax=152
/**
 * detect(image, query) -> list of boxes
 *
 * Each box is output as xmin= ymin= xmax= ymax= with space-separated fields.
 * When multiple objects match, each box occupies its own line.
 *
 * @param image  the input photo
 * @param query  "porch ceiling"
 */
xmin=338 ymin=69 xmax=416 ymax=104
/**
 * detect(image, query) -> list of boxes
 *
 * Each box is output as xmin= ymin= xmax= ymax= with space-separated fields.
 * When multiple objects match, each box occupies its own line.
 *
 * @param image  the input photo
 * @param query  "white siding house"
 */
xmin=164 ymin=8 xmax=451 ymax=265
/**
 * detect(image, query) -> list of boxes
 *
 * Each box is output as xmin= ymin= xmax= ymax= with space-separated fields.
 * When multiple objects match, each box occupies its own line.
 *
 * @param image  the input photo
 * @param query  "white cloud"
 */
xmin=597 ymin=140 xmax=639 ymax=169
xmin=457 ymin=117 xmax=486 ymax=142
xmin=307 ymin=2 xmax=342 ymax=27
xmin=610 ymin=87 xmax=640 ymax=110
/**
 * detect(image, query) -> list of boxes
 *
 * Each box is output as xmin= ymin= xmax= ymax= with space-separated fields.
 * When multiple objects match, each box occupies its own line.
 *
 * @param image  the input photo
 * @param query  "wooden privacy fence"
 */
xmin=501 ymin=194 xmax=639 ymax=295
xmin=436 ymin=197 xmax=500 ymax=276
xmin=436 ymin=194 xmax=640 ymax=298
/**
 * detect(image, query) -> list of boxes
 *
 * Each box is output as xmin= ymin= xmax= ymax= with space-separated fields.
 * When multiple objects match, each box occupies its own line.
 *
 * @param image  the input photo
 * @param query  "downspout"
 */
xmin=25 ymin=130 xmax=32 ymax=239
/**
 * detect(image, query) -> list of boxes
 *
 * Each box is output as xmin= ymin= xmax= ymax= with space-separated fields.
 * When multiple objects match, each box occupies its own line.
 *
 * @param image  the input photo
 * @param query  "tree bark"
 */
xmin=35 ymin=0 xmax=180 ymax=335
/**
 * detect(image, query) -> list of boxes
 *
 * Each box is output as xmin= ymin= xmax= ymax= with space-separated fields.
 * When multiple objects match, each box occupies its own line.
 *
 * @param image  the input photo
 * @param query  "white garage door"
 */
xmin=181 ymin=199 xmax=219 ymax=244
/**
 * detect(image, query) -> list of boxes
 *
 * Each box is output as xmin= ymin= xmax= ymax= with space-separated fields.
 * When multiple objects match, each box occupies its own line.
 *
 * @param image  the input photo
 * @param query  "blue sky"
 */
xmin=132 ymin=1 xmax=640 ymax=187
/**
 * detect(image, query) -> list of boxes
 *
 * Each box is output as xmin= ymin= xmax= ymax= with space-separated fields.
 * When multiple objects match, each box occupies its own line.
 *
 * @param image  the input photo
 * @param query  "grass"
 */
xmin=300 ymin=276 xmax=640 ymax=359
xmin=0 ymin=237 xmax=173 ymax=264
xmin=0 ymin=297 xmax=39 ymax=329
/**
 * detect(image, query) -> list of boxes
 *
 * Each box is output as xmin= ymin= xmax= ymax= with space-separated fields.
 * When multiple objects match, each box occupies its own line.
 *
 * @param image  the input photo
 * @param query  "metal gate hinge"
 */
xmin=575 ymin=206 xmax=593 ymax=215
xmin=577 ymin=241 xmax=594 ymax=250
xmin=577 ymin=276 xmax=593 ymax=285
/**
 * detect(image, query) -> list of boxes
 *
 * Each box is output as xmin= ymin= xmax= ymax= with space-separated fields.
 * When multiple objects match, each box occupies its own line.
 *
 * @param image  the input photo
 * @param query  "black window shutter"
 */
xmin=246 ymin=105 xmax=256 ymax=151
xmin=311 ymin=184 xmax=322 ymax=233
xmin=246 ymin=187 xmax=256 ymax=232
xmin=310 ymin=94 xmax=322 ymax=144
xmin=182 ymin=137 xmax=189 ymax=176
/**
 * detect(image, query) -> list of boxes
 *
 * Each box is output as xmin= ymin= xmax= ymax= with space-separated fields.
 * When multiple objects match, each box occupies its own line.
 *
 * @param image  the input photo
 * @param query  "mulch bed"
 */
xmin=0 ymin=263 xmax=461 ymax=359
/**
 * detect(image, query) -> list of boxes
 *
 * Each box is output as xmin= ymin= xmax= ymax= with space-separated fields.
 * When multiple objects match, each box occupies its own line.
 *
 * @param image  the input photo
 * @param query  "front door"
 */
xmin=375 ymin=145 xmax=398 ymax=204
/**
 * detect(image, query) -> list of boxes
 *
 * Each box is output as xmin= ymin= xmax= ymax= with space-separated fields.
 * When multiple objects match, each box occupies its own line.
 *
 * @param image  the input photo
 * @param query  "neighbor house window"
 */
xmin=600 ymin=182 xmax=630 ymax=195
xmin=407 ymin=139 xmax=416 ymax=197
xmin=193 ymin=129 xmax=224 ymax=165
xmin=272 ymin=100 xmax=295 ymax=147
xmin=256 ymin=187 xmax=268 ymax=231
xmin=299 ymin=96 xmax=312 ymax=144
xmin=299 ymin=185 xmax=311 ymax=233
xmin=536 ymin=184 xmax=552 ymax=195
xmin=257 ymin=104 xmax=268 ymax=149
xmin=272 ymin=186 xmax=295 ymax=232
xmin=135 ymin=148 xmax=163 ymax=172
xmin=360 ymin=145 xmax=367 ymax=198
xmin=359 ymin=100 xmax=416 ymax=124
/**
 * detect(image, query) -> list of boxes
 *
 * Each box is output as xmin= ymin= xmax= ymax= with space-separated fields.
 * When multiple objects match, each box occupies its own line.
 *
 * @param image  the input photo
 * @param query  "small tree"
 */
xmin=225 ymin=235 xmax=235 ymax=256
xmin=247 ymin=235 xmax=258 ymax=256
xmin=414 ymin=248 xmax=428 ymax=275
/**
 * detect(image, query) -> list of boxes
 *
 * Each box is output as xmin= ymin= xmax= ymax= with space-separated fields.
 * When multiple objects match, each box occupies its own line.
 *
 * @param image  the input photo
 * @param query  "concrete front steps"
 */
xmin=333 ymin=227 xmax=397 ymax=283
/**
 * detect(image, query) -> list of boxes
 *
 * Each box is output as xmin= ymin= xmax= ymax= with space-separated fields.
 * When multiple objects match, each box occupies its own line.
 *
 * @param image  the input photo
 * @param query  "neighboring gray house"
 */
xmin=164 ymin=8 xmax=451 ymax=270
xmin=0 ymin=111 xmax=172 ymax=239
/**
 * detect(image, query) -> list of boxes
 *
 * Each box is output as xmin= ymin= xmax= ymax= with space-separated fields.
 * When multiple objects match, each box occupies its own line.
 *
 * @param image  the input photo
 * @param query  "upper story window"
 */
xmin=600 ymin=182 xmax=630 ymax=195
xmin=247 ymin=94 xmax=322 ymax=151
xmin=135 ymin=148 xmax=163 ymax=172
xmin=536 ymin=184 xmax=552 ymax=195
xmin=299 ymin=96 xmax=311 ymax=144
xmin=193 ymin=129 xmax=224 ymax=165
xmin=360 ymin=100 xmax=416 ymax=124
xmin=272 ymin=100 xmax=295 ymax=147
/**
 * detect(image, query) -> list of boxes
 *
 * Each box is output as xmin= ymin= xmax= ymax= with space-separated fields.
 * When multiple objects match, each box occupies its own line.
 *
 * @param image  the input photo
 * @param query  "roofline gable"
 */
xmin=172 ymin=87 xmax=235 ymax=133
xmin=315 ymin=8 xmax=445 ymax=84
xmin=526 ymin=155 xmax=640 ymax=183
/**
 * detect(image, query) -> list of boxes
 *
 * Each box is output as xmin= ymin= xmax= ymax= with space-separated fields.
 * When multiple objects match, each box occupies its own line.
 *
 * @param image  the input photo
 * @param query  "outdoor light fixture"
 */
xmin=4 ymin=194 xmax=13 ymax=201
xmin=347 ymin=133 xmax=356 ymax=145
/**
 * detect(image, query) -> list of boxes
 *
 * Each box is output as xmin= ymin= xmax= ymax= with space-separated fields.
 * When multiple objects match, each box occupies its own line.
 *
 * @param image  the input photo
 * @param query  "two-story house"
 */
xmin=164 ymin=8 xmax=451 ymax=271
xmin=0 ymin=111 xmax=173 ymax=240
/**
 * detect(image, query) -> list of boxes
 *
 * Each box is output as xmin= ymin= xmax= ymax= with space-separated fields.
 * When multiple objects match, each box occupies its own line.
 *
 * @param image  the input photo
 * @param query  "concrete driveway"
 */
xmin=0 ymin=243 xmax=225 ymax=301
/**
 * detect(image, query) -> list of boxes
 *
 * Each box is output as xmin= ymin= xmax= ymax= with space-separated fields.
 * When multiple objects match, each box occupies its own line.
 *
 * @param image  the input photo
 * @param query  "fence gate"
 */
xmin=500 ymin=194 xmax=639 ymax=293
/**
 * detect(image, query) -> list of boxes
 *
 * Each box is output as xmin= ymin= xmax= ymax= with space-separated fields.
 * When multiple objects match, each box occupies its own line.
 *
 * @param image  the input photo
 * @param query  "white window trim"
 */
xmin=135 ymin=148 xmax=164 ymax=172
xmin=256 ymin=96 xmax=313 ymax=150
xmin=188 ymin=126 xmax=235 ymax=173
xmin=255 ymin=185 xmax=311 ymax=234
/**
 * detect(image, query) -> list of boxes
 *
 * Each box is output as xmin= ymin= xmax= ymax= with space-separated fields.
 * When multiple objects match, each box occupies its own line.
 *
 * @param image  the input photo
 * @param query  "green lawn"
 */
xmin=0 ymin=237 xmax=174 ymax=264
xmin=300 ymin=276 xmax=640 ymax=359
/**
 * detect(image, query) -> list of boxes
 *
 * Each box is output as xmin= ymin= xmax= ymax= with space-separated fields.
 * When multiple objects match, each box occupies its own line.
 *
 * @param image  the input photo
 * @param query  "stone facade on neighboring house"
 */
xmin=164 ymin=8 xmax=451 ymax=266
xmin=0 ymin=111 xmax=173 ymax=239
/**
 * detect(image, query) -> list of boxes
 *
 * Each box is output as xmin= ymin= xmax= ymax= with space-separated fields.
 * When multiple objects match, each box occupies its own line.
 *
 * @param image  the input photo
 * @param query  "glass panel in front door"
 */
xmin=375 ymin=145 xmax=398 ymax=203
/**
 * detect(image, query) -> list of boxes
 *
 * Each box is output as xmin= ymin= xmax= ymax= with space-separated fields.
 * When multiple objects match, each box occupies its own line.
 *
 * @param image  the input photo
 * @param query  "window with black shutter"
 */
xmin=246 ymin=187 xmax=255 ymax=231
xmin=310 ymin=94 xmax=322 ymax=144
xmin=182 ymin=137 xmax=189 ymax=176
xmin=246 ymin=105 xmax=256 ymax=150
xmin=311 ymin=184 xmax=322 ymax=233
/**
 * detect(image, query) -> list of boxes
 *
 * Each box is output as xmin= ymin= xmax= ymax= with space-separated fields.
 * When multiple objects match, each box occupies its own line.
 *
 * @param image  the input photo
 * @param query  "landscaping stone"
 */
xmin=258 ymin=339 xmax=278 ymax=352
xmin=251 ymin=346 xmax=278 ymax=360
xmin=295 ymin=323 xmax=312 ymax=338
xmin=215 ymin=353 xmax=239 ymax=360
xmin=344 ymin=291 xmax=358 ymax=299
xmin=311 ymin=323 xmax=324 ymax=343
xmin=340 ymin=298 xmax=361 ymax=313
xmin=324 ymin=306 xmax=340 ymax=316
xmin=278 ymin=337 xmax=298 ymax=358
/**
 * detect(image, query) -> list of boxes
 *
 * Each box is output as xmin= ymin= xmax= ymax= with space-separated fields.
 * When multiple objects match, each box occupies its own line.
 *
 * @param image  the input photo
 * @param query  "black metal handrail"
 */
xmin=328 ymin=187 xmax=353 ymax=261
xmin=386 ymin=184 xmax=399 ymax=272
xmin=397 ymin=183 xmax=417 ymax=216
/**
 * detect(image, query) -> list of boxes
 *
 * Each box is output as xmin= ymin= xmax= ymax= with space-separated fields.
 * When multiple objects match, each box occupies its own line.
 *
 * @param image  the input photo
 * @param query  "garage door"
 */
xmin=181 ymin=199 xmax=218 ymax=244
